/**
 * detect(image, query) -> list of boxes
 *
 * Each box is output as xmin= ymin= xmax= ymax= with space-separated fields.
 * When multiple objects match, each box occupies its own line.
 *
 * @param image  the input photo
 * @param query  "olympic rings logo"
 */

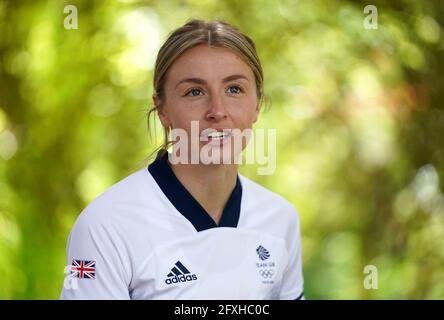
xmin=259 ymin=269 xmax=274 ymax=278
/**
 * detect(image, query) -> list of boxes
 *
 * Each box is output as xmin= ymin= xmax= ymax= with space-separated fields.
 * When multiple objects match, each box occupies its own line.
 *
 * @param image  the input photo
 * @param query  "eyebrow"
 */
xmin=175 ymin=74 xmax=249 ymax=89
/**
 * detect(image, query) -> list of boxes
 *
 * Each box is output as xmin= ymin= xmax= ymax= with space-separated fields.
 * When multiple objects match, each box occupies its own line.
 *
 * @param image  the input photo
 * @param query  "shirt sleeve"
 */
xmin=59 ymin=208 xmax=131 ymax=300
xmin=279 ymin=206 xmax=305 ymax=300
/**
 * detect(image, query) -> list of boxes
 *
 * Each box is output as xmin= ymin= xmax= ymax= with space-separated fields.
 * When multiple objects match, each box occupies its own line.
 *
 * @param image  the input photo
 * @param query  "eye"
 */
xmin=227 ymin=85 xmax=243 ymax=94
xmin=185 ymin=88 xmax=203 ymax=97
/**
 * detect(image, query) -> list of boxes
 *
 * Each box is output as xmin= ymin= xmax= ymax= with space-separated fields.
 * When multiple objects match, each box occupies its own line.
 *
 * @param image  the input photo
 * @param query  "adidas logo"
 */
xmin=165 ymin=261 xmax=198 ymax=285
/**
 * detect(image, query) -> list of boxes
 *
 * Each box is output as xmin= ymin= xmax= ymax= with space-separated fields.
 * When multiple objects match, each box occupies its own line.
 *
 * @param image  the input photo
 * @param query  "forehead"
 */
xmin=166 ymin=44 xmax=254 ymax=81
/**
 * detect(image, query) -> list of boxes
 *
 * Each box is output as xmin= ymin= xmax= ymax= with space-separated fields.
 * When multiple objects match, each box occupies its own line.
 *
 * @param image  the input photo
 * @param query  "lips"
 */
xmin=200 ymin=128 xmax=233 ymax=147
xmin=200 ymin=128 xmax=232 ymax=140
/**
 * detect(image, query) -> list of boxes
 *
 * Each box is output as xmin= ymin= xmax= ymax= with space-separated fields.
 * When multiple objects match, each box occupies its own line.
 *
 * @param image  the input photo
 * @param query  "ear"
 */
xmin=153 ymin=94 xmax=171 ymax=128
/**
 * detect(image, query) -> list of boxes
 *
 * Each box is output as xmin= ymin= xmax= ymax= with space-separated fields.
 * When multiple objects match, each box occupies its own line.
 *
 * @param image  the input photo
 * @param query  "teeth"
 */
xmin=207 ymin=131 xmax=231 ymax=139
xmin=209 ymin=132 xmax=224 ymax=138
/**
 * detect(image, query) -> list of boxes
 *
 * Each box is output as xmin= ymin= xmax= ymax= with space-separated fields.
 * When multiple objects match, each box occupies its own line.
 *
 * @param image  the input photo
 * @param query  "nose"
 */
xmin=206 ymin=93 xmax=227 ymax=122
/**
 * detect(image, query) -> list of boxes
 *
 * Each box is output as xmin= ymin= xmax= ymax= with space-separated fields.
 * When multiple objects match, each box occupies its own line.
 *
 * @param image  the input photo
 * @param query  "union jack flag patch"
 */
xmin=71 ymin=259 xmax=96 ymax=279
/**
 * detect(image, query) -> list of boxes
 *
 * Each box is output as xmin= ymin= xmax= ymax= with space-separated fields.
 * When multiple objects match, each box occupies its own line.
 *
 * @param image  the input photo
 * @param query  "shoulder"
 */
xmin=238 ymin=174 xmax=301 ymax=229
xmin=73 ymin=168 xmax=153 ymax=232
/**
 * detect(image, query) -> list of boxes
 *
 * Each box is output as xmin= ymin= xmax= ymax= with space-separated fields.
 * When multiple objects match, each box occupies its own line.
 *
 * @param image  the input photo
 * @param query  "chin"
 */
xmin=198 ymin=143 xmax=244 ymax=165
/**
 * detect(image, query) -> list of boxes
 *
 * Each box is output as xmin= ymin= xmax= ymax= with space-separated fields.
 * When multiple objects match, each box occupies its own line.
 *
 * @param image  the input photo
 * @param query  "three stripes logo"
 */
xmin=165 ymin=260 xmax=198 ymax=285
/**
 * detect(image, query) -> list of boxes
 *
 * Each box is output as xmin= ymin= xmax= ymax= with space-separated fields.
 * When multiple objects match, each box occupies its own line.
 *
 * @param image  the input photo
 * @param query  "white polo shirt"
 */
xmin=60 ymin=151 xmax=304 ymax=300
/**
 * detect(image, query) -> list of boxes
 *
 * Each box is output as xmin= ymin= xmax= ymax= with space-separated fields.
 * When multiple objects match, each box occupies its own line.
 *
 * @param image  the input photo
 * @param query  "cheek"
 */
xmin=177 ymin=108 xmax=205 ymax=128
xmin=230 ymin=101 xmax=258 ymax=126
xmin=165 ymin=100 xmax=200 ymax=126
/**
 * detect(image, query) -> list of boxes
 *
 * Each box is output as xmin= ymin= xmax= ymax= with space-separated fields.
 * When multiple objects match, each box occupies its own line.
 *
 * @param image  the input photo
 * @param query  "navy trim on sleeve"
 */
xmin=294 ymin=291 xmax=305 ymax=300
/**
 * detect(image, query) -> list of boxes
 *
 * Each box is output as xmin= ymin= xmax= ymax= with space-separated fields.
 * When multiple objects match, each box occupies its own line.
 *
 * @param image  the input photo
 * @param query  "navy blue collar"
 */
xmin=148 ymin=150 xmax=242 ymax=232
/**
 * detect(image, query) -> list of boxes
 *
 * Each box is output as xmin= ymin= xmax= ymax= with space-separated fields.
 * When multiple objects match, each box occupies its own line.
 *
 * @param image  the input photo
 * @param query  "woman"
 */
xmin=60 ymin=19 xmax=304 ymax=300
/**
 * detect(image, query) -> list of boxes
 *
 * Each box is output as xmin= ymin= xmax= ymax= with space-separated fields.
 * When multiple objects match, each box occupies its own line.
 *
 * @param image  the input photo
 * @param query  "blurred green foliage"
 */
xmin=1 ymin=0 xmax=444 ymax=299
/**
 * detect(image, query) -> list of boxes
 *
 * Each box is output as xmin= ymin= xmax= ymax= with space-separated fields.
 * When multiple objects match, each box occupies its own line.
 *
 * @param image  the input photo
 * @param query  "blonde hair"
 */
xmin=147 ymin=18 xmax=267 ymax=159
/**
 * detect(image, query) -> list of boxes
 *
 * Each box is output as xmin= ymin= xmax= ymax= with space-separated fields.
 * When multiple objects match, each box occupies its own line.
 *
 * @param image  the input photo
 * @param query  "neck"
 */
xmin=168 ymin=160 xmax=238 ymax=225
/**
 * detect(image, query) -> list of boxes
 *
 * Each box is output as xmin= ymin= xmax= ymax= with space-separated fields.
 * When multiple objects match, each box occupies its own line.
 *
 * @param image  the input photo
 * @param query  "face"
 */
xmin=154 ymin=44 xmax=260 ymax=164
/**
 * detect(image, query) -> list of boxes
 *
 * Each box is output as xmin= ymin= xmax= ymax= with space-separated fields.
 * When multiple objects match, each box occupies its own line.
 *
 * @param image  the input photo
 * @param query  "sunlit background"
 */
xmin=1 ymin=0 xmax=444 ymax=299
